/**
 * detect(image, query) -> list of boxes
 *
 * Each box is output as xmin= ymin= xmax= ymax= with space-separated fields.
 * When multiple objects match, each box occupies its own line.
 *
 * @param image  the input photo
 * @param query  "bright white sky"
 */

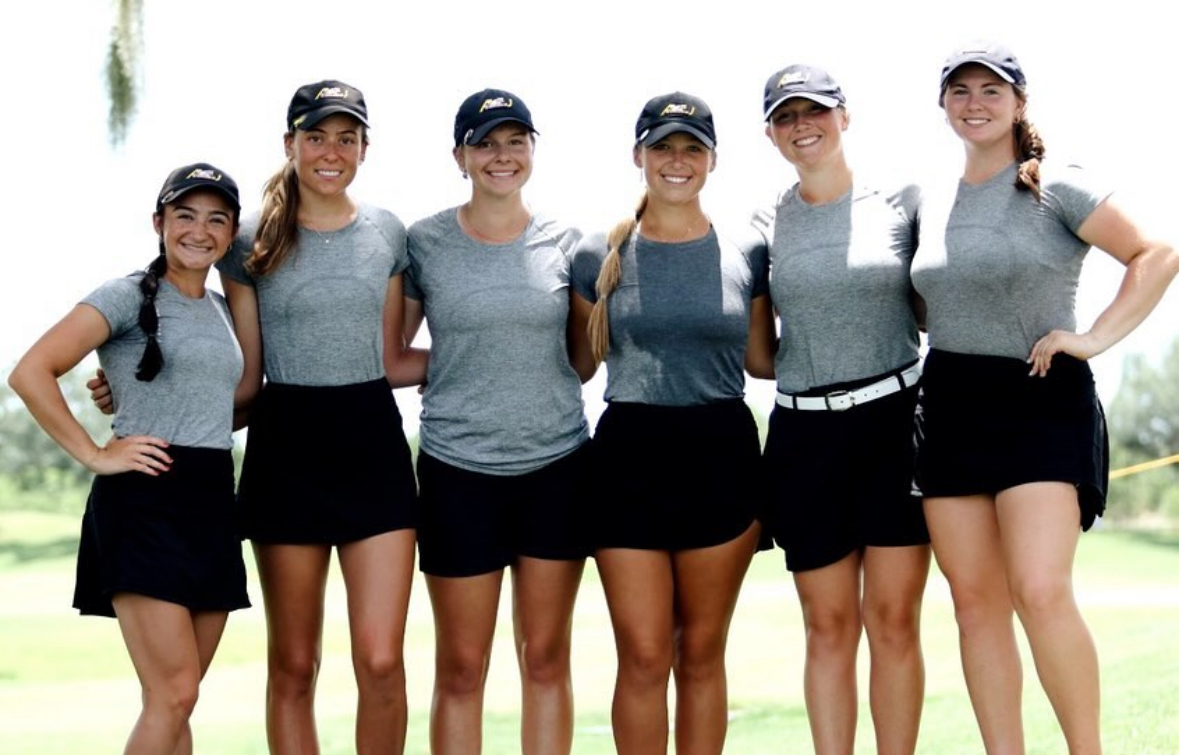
xmin=3 ymin=0 xmax=1175 ymax=435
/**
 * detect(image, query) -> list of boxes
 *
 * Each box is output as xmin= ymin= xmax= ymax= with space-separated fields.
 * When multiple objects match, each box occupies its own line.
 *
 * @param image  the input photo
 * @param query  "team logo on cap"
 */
xmin=315 ymin=86 xmax=351 ymax=100
xmin=185 ymin=168 xmax=223 ymax=182
xmin=660 ymin=103 xmax=696 ymax=117
xmin=777 ymin=70 xmax=810 ymax=89
xmin=479 ymin=96 xmax=514 ymax=112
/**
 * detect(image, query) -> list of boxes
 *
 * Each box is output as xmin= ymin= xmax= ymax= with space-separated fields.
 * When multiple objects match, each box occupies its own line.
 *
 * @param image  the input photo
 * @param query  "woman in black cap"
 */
xmin=569 ymin=92 xmax=767 ymax=755
xmin=750 ymin=64 xmax=931 ymax=755
xmin=403 ymin=88 xmax=591 ymax=754
xmin=216 ymin=80 xmax=420 ymax=754
xmin=9 ymin=163 xmax=249 ymax=754
xmin=912 ymin=42 xmax=1178 ymax=753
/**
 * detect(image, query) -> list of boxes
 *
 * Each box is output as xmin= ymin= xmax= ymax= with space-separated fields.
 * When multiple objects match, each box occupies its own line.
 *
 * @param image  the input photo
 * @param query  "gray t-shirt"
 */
xmin=911 ymin=162 xmax=1110 ymax=359
xmin=217 ymin=204 xmax=409 ymax=386
xmin=766 ymin=183 xmax=922 ymax=393
xmin=570 ymin=223 xmax=769 ymax=406
xmin=404 ymin=208 xmax=589 ymax=475
xmin=83 ymin=275 xmax=242 ymax=450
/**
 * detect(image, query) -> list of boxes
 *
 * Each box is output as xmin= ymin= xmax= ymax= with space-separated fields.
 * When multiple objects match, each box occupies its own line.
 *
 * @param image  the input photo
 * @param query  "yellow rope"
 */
xmin=1110 ymin=454 xmax=1179 ymax=480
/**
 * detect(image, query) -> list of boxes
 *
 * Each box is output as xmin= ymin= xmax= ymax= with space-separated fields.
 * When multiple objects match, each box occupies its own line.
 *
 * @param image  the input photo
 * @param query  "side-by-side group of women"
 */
xmin=10 ymin=41 xmax=1177 ymax=755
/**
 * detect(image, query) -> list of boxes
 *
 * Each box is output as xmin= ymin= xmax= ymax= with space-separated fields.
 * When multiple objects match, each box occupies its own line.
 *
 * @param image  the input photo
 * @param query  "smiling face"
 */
xmin=152 ymin=189 xmax=238 ymax=278
xmin=635 ymin=131 xmax=715 ymax=205
xmin=453 ymin=122 xmax=535 ymax=199
xmin=285 ymin=113 xmax=367 ymax=199
xmin=765 ymin=98 xmax=849 ymax=171
xmin=941 ymin=64 xmax=1022 ymax=155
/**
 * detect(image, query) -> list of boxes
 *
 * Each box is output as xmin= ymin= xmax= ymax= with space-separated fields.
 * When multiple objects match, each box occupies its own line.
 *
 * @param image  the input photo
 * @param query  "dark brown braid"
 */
xmin=1013 ymin=88 xmax=1045 ymax=201
xmin=135 ymin=252 xmax=168 ymax=381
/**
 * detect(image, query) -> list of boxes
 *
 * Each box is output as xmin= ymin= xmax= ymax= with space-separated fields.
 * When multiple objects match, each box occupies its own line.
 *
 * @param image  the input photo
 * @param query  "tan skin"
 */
xmin=400 ymin=121 xmax=587 ymax=755
xmin=570 ymin=131 xmax=762 ymax=755
xmin=925 ymin=65 xmax=1179 ymax=755
xmin=223 ymin=113 xmax=418 ymax=755
xmin=748 ymin=96 xmax=931 ymax=755
xmin=9 ymin=191 xmax=240 ymax=755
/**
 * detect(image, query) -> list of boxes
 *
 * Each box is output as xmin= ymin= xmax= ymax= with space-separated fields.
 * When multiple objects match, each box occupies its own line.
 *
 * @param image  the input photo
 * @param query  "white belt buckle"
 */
xmin=825 ymin=390 xmax=854 ymax=411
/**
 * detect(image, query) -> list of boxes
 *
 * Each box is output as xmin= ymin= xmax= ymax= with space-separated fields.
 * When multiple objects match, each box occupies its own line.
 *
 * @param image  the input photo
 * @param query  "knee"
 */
xmin=517 ymin=636 xmax=571 ymax=687
xmin=802 ymin=605 xmax=861 ymax=655
xmin=1008 ymin=573 xmax=1074 ymax=624
xmin=435 ymin=647 xmax=490 ymax=697
xmin=618 ymin=640 xmax=673 ymax=688
xmin=269 ymin=645 xmax=321 ymax=697
xmin=144 ymin=673 xmax=200 ymax=722
xmin=354 ymin=645 xmax=406 ymax=692
xmin=863 ymin=598 xmax=922 ymax=653
xmin=946 ymin=579 xmax=1013 ymax=635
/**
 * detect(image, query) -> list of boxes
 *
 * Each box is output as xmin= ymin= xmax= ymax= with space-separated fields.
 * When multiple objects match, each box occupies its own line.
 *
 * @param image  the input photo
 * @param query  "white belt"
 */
xmin=776 ymin=365 xmax=921 ymax=412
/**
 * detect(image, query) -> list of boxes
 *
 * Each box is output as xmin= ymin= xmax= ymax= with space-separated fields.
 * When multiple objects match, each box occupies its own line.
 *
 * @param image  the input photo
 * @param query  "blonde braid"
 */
xmin=588 ymin=193 xmax=647 ymax=363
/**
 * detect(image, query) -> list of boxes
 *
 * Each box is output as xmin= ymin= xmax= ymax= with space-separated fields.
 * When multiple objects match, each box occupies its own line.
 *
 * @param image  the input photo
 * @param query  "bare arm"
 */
xmin=221 ymin=274 xmax=265 ymax=429
xmin=568 ymin=292 xmax=599 ymax=383
xmin=8 ymin=305 xmax=172 ymax=475
xmin=745 ymin=294 xmax=778 ymax=380
xmin=383 ymin=275 xmax=429 ymax=389
xmin=1028 ymin=198 xmax=1179 ymax=376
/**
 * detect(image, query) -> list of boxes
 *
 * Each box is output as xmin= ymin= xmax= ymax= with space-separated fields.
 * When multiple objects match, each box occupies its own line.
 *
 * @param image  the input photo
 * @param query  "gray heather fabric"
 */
xmin=766 ymin=183 xmax=922 ymax=393
xmin=83 ymin=275 xmax=242 ymax=450
xmin=570 ymin=223 xmax=769 ymax=406
xmin=404 ymin=208 xmax=589 ymax=475
xmin=911 ymin=162 xmax=1110 ymax=359
xmin=217 ymin=204 xmax=409 ymax=386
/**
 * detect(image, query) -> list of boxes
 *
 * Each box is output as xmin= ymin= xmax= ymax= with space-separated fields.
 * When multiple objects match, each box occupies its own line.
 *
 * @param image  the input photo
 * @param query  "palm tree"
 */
xmin=106 ymin=0 xmax=143 ymax=146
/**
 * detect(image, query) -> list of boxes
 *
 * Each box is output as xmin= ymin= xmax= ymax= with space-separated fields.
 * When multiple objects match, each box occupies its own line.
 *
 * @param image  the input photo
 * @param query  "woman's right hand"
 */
xmin=88 ymin=435 xmax=172 ymax=476
xmin=86 ymin=368 xmax=114 ymax=415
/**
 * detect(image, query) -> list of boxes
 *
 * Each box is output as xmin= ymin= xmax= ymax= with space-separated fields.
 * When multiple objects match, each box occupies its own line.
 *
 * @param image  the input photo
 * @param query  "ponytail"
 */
xmin=247 ymin=159 xmax=301 ymax=276
xmin=135 ymin=253 xmax=168 ymax=381
xmin=588 ymin=192 xmax=647 ymax=363
xmin=1012 ymin=88 xmax=1045 ymax=201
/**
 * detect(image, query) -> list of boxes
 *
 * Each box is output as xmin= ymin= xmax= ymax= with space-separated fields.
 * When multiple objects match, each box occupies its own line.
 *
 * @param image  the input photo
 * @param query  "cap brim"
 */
xmin=464 ymin=117 xmax=538 ymax=145
xmin=763 ymin=92 xmax=843 ymax=120
xmin=638 ymin=122 xmax=715 ymax=149
xmin=295 ymin=105 xmax=371 ymax=130
xmin=158 ymin=184 xmax=241 ymax=212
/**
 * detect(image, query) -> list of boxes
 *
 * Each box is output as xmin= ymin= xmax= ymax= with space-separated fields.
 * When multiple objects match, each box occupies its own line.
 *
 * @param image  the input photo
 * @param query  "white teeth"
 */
xmin=317 ymin=170 xmax=342 ymax=177
xmin=965 ymin=118 xmax=989 ymax=125
xmin=489 ymin=171 xmax=515 ymax=177
xmin=794 ymin=135 xmax=820 ymax=147
xmin=663 ymin=176 xmax=689 ymax=184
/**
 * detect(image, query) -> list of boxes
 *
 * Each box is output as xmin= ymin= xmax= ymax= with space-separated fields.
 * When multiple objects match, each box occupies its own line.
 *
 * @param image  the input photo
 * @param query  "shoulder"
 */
xmin=356 ymin=203 xmax=408 ymax=245
xmin=1040 ymin=160 xmax=1112 ymax=199
xmin=408 ymin=206 xmax=457 ymax=246
xmin=529 ymin=211 xmax=583 ymax=254
xmin=714 ymin=213 xmax=769 ymax=257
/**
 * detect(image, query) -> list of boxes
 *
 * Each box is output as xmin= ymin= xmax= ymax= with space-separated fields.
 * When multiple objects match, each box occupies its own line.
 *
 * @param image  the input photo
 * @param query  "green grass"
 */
xmin=1 ymin=511 xmax=1177 ymax=754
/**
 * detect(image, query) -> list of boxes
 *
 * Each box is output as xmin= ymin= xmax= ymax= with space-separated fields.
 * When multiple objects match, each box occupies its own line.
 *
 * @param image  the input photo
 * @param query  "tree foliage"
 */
xmin=105 ymin=0 xmax=144 ymax=147
xmin=1106 ymin=340 xmax=1179 ymax=521
xmin=0 ymin=366 xmax=112 ymax=502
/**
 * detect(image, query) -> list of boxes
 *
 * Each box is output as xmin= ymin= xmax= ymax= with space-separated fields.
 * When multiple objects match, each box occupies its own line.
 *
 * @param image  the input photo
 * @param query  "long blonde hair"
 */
xmin=587 ymin=192 xmax=648 ymax=363
xmin=246 ymin=159 xmax=300 ymax=276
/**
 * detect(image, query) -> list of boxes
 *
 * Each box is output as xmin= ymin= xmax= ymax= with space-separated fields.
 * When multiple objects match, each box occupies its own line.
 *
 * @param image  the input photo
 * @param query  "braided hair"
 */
xmin=587 ymin=192 xmax=648 ymax=364
xmin=135 ymin=249 xmax=168 ymax=381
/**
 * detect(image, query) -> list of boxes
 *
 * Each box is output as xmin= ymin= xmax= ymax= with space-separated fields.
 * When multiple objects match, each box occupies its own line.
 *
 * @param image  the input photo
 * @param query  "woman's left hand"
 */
xmin=1027 ymin=330 xmax=1101 ymax=377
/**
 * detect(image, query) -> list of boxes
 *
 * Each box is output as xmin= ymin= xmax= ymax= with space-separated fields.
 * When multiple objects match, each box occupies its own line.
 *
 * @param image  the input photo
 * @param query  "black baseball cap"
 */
xmin=939 ymin=42 xmax=1027 ymax=105
xmin=287 ymin=80 xmax=370 ymax=131
xmin=156 ymin=163 xmax=240 ymax=213
xmin=454 ymin=88 xmax=537 ymax=146
xmin=634 ymin=92 xmax=716 ymax=149
xmin=762 ymin=64 xmax=846 ymax=120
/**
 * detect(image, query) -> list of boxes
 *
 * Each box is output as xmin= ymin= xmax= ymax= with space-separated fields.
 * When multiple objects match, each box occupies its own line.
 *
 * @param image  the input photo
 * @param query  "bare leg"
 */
xmin=862 ymin=545 xmax=930 ymax=755
xmin=793 ymin=552 xmax=863 ymax=755
xmin=925 ymin=495 xmax=1025 ymax=755
xmin=512 ymin=556 xmax=585 ymax=755
xmin=339 ymin=529 xmax=416 ymax=755
xmin=671 ymin=523 xmax=759 ymax=755
xmin=427 ymin=571 xmax=504 ymax=755
xmin=170 ymin=610 xmax=231 ymax=755
xmin=596 ymin=548 xmax=675 ymax=755
xmin=113 ymin=594 xmax=218 ymax=755
xmin=253 ymin=543 xmax=332 ymax=755
xmin=998 ymin=483 xmax=1101 ymax=755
